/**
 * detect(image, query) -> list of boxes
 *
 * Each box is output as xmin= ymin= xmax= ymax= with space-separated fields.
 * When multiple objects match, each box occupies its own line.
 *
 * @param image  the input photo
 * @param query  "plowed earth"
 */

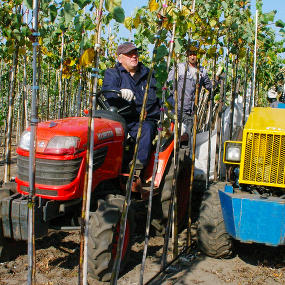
xmin=0 ymin=149 xmax=285 ymax=285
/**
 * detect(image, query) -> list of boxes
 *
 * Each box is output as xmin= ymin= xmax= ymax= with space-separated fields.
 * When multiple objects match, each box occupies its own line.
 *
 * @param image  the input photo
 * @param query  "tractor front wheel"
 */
xmin=197 ymin=182 xmax=233 ymax=258
xmin=88 ymin=194 xmax=134 ymax=282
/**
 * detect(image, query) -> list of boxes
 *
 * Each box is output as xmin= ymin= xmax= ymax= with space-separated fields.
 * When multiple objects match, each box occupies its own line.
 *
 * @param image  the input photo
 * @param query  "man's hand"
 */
xmin=120 ymin=89 xmax=135 ymax=102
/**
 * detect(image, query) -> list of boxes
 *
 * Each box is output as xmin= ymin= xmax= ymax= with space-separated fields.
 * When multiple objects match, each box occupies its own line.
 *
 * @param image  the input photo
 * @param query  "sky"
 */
xmin=120 ymin=0 xmax=285 ymax=42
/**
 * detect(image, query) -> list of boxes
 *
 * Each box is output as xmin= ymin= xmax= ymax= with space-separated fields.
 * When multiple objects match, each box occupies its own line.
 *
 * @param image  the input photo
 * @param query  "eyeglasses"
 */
xmin=122 ymin=50 xmax=138 ymax=57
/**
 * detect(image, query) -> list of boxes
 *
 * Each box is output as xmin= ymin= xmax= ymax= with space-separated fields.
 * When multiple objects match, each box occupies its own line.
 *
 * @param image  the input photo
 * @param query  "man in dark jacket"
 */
xmin=102 ymin=42 xmax=160 ymax=169
xmin=168 ymin=44 xmax=212 ymax=140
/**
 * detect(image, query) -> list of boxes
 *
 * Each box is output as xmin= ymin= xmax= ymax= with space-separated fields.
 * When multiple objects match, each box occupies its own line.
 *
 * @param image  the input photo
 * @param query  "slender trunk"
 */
xmin=4 ymin=47 xmax=19 ymax=183
xmin=16 ymin=80 xmax=21 ymax=144
xmin=27 ymin=0 xmax=39 ymax=283
xmin=46 ymin=63 xmax=50 ymax=120
xmin=206 ymin=52 xmax=217 ymax=189
xmin=58 ymin=31 xmax=64 ymax=119
xmin=229 ymin=55 xmax=239 ymax=140
xmin=242 ymin=48 xmax=249 ymax=127
xmin=186 ymin=62 xmax=200 ymax=247
xmin=220 ymin=44 xmax=229 ymax=179
xmin=214 ymin=79 xmax=224 ymax=181
xmin=0 ymin=60 xmax=3 ymax=108
xmin=250 ymin=10 xmax=258 ymax=111
xmin=22 ymin=54 xmax=28 ymax=130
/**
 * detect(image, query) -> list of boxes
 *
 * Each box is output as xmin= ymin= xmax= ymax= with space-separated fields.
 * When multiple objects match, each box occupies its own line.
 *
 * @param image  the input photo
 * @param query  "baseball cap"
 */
xmin=186 ymin=41 xmax=200 ymax=54
xmin=117 ymin=42 xmax=137 ymax=55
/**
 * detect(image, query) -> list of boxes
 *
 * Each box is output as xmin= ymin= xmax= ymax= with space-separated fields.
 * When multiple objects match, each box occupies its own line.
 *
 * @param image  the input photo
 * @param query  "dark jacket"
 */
xmin=102 ymin=62 xmax=160 ymax=122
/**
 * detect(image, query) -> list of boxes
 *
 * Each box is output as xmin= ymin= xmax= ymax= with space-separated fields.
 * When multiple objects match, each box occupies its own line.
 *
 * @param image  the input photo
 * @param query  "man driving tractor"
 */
xmin=102 ymin=42 xmax=161 ymax=169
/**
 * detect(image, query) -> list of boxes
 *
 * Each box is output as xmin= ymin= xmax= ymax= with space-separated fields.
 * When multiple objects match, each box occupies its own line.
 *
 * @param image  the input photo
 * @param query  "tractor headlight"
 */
xmin=18 ymin=131 xmax=31 ymax=151
xmin=224 ymin=141 xmax=242 ymax=164
xmin=45 ymin=136 xmax=80 ymax=154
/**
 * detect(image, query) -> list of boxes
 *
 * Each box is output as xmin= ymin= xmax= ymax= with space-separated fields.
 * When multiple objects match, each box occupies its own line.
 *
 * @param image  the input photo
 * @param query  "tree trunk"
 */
xmin=4 ymin=47 xmax=19 ymax=183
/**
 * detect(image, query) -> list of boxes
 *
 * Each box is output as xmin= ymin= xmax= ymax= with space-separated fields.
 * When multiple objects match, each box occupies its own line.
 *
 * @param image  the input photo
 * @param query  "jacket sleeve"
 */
xmin=200 ymin=69 xmax=212 ymax=92
xmin=102 ymin=68 xmax=121 ymax=99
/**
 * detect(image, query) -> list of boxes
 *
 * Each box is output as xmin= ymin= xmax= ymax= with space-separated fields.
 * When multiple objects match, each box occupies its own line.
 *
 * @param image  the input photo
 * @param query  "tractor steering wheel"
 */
xmin=96 ymin=89 xmax=135 ymax=116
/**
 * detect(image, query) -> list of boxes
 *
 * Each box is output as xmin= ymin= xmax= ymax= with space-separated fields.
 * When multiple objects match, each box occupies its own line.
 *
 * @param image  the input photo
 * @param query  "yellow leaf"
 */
xmin=133 ymin=14 xmax=141 ymax=28
xmin=124 ymin=16 xmax=132 ymax=31
xmin=98 ymin=78 xmax=103 ymax=86
xmin=79 ymin=48 xmax=95 ymax=67
xmin=39 ymin=37 xmax=43 ymax=45
xmin=166 ymin=5 xmax=175 ymax=17
xmin=181 ymin=6 xmax=190 ymax=17
xmin=149 ymin=0 xmax=159 ymax=12
xmin=69 ymin=59 xmax=76 ymax=66
xmin=19 ymin=47 xmax=26 ymax=55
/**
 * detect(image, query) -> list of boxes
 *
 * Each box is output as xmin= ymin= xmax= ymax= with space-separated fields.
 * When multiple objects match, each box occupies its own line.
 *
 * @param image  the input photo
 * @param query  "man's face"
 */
xmin=118 ymin=49 xmax=139 ymax=72
xmin=187 ymin=51 xmax=197 ymax=66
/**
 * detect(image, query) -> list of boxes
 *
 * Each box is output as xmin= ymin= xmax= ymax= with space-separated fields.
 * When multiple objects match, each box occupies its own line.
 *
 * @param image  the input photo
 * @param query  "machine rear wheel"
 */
xmin=88 ymin=194 xmax=134 ymax=282
xmin=197 ymin=182 xmax=233 ymax=258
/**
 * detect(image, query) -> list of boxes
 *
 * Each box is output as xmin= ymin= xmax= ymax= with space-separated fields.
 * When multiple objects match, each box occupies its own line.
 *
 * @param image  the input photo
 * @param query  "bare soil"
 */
xmin=0 ymin=151 xmax=285 ymax=285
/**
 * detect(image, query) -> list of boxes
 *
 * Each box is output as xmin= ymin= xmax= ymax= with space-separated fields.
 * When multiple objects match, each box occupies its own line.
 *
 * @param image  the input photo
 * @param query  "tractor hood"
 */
xmin=245 ymin=107 xmax=285 ymax=133
xmin=18 ymin=116 xmax=125 ymax=155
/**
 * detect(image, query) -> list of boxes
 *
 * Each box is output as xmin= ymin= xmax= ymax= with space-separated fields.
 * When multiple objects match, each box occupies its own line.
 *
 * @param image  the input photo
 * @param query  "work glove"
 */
xmin=120 ymin=89 xmax=135 ymax=102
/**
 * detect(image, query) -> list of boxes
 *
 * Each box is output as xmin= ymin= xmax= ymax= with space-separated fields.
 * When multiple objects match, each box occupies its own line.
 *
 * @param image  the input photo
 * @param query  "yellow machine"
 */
xmin=197 ymin=106 xmax=285 ymax=259
xmin=225 ymin=107 xmax=285 ymax=188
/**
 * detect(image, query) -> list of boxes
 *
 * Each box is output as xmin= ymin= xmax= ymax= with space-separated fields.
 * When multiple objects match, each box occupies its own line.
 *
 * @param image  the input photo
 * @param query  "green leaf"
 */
xmin=231 ymin=22 xmax=238 ymax=30
xmin=276 ymin=20 xmax=285 ymax=28
xmin=113 ymin=7 xmax=125 ymax=23
xmin=155 ymin=45 xmax=168 ymax=61
xmin=85 ymin=18 xmax=95 ymax=30
xmin=49 ymin=4 xmax=57 ymax=23
xmin=73 ymin=0 xmax=91 ymax=9
xmin=13 ymin=29 xmax=21 ymax=42
xmin=221 ymin=1 xmax=228 ymax=10
xmin=63 ymin=3 xmax=76 ymax=26
xmin=105 ymin=0 xmax=121 ymax=12
xmin=23 ymin=0 xmax=33 ymax=10
xmin=210 ymin=19 xmax=217 ymax=28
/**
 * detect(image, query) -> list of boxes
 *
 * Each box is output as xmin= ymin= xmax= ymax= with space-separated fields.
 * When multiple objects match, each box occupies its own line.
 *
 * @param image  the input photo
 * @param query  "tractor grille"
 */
xmin=241 ymin=132 xmax=285 ymax=186
xmin=17 ymin=156 xmax=82 ymax=186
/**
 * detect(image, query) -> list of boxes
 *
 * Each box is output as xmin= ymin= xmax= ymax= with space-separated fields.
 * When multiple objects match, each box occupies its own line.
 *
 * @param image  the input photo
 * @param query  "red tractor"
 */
xmin=0 ymin=91 xmax=191 ymax=281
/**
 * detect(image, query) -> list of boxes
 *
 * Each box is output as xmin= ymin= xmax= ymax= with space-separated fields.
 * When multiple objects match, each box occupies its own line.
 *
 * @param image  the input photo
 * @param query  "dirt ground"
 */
xmin=0 ymin=151 xmax=285 ymax=285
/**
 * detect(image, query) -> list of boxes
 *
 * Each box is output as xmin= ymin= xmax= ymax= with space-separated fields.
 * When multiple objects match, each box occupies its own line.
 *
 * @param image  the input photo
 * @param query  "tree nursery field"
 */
xmin=0 ymin=0 xmax=284 ymax=284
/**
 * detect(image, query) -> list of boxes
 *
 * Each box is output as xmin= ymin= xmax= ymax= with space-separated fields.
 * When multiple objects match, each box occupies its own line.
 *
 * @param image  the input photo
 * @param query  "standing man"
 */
xmin=167 ymin=43 xmax=212 ymax=140
xmin=102 ymin=42 xmax=160 ymax=169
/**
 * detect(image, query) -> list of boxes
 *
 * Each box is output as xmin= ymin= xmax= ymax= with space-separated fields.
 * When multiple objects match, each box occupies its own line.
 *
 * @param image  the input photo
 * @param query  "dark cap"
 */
xmin=186 ymin=41 xmax=200 ymax=54
xmin=117 ymin=42 xmax=137 ymax=55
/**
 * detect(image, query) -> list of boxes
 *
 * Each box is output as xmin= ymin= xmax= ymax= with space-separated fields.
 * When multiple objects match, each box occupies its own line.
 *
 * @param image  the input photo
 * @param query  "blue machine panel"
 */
xmin=219 ymin=188 xmax=285 ymax=246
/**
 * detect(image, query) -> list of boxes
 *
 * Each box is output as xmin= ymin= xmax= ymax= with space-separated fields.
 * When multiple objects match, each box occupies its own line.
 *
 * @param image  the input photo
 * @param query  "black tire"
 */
xmin=160 ymin=148 xmax=192 ymax=230
xmin=0 ymin=189 xmax=11 ymax=261
xmin=197 ymin=182 xmax=233 ymax=258
xmin=87 ymin=194 xmax=134 ymax=282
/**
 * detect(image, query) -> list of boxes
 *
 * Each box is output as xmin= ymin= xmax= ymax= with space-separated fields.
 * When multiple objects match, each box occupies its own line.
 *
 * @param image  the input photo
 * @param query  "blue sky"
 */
xmin=120 ymin=0 xmax=285 ymax=40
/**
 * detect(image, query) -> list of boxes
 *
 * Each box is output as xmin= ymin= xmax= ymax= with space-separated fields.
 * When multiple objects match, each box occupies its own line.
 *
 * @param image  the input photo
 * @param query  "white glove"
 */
xmin=120 ymin=89 xmax=135 ymax=102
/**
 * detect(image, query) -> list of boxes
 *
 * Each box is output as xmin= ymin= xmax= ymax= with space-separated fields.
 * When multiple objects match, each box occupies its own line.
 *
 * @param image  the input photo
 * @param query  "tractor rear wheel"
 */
xmin=197 ymin=182 xmax=233 ymax=258
xmin=0 ymin=188 xmax=11 ymax=261
xmin=88 ymin=194 xmax=134 ymax=282
xmin=160 ymin=148 xmax=191 ymax=231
